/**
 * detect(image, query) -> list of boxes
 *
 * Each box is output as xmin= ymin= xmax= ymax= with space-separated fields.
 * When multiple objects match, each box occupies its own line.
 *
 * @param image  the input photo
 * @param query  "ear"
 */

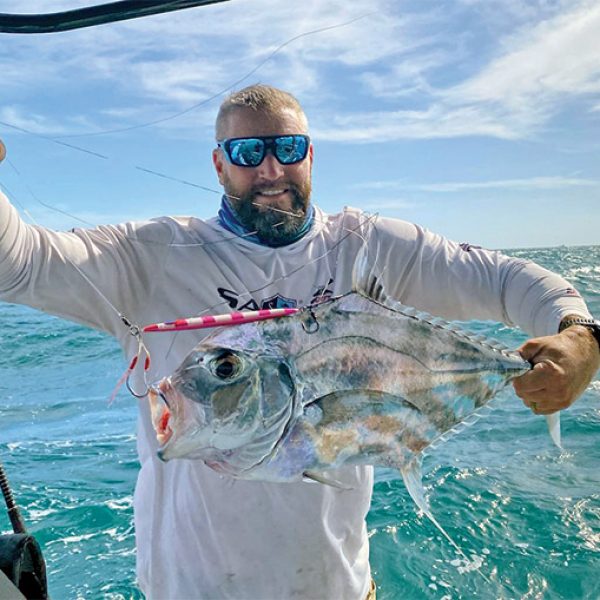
xmin=212 ymin=148 xmax=226 ymax=185
xmin=308 ymin=142 xmax=314 ymax=170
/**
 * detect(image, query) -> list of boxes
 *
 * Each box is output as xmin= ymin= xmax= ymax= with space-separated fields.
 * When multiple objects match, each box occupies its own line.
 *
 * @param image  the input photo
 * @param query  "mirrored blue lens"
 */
xmin=229 ymin=138 xmax=265 ymax=167
xmin=274 ymin=135 xmax=308 ymax=164
xmin=222 ymin=135 xmax=309 ymax=167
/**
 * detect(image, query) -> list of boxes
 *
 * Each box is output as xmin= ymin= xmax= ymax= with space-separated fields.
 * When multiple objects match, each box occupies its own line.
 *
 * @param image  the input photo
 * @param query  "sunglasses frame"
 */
xmin=217 ymin=134 xmax=310 ymax=168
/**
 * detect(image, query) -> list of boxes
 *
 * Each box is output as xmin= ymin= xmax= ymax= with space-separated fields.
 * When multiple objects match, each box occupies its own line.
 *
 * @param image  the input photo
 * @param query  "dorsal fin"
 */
xmin=351 ymin=245 xmax=528 ymax=366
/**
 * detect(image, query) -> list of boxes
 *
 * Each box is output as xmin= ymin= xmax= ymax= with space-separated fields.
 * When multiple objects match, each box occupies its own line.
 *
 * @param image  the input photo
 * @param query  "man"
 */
xmin=0 ymin=84 xmax=598 ymax=599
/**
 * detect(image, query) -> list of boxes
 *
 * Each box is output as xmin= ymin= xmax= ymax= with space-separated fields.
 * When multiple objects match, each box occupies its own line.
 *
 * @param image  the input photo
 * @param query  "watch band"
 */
xmin=559 ymin=317 xmax=600 ymax=350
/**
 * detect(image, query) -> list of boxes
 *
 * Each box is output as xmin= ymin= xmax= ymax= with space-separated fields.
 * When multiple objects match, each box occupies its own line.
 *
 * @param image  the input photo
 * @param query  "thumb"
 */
xmin=532 ymin=360 xmax=547 ymax=371
xmin=518 ymin=338 xmax=544 ymax=362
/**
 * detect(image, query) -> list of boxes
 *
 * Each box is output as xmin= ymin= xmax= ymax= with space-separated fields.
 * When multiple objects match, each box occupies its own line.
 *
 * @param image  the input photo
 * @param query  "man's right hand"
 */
xmin=0 ymin=139 xmax=5 ymax=163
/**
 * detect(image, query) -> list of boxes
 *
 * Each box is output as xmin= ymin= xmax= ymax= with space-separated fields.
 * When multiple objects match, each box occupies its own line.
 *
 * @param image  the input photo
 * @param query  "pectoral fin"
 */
xmin=303 ymin=471 xmax=353 ymax=490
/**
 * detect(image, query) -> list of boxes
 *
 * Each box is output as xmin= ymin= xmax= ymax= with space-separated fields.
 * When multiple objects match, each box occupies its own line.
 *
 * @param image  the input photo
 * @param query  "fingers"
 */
xmin=513 ymin=361 xmax=553 ymax=395
xmin=517 ymin=338 xmax=545 ymax=363
xmin=513 ymin=360 xmax=565 ymax=414
xmin=515 ymin=329 xmax=600 ymax=415
xmin=527 ymin=400 xmax=559 ymax=416
xmin=0 ymin=140 xmax=5 ymax=163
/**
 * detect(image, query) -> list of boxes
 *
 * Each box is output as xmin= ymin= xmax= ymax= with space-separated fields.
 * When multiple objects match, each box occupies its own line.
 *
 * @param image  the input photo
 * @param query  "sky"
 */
xmin=0 ymin=0 xmax=599 ymax=249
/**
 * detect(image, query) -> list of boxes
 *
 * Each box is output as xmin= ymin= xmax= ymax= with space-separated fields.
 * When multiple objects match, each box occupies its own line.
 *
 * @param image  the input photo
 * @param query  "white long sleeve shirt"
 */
xmin=0 ymin=192 xmax=590 ymax=599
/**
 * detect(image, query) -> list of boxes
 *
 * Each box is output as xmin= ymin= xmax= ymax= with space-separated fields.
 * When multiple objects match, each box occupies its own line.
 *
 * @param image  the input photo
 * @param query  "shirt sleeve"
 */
xmin=368 ymin=215 xmax=591 ymax=337
xmin=0 ymin=191 xmax=174 ymax=337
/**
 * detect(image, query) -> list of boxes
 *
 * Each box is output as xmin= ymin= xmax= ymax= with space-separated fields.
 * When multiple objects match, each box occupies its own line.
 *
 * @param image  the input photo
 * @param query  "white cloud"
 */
xmin=359 ymin=199 xmax=416 ymax=211
xmin=2 ymin=0 xmax=600 ymax=144
xmin=0 ymin=106 xmax=73 ymax=135
xmin=353 ymin=176 xmax=599 ymax=193
xmin=0 ymin=0 xmax=428 ymax=135
xmin=448 ymin=1 xmax=600 ymax=105
xmin=314 ymin=104 xmax=521 ymax=141
xmin=317 ymin=1 xmax=600 ymax=141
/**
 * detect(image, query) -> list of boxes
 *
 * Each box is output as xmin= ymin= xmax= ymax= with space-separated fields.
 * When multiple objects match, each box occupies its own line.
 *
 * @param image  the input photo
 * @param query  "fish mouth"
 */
xmin=149 ymin=379 xmax=177 ymax=449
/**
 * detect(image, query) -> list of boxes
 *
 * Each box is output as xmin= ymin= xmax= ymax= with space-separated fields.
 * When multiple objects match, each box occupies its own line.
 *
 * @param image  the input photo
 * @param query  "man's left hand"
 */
xmin=513 ymin=326 xmax=600 ymax=414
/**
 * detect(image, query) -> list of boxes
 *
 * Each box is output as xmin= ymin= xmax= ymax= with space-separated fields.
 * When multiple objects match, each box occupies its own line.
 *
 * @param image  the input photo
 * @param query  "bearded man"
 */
xmin=0 ymin=85 xmax=598 ymax=599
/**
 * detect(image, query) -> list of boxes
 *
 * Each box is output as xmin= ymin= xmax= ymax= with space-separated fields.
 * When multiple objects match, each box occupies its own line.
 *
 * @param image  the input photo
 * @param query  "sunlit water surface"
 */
xmin=0 ymin=245 xmax=598 ymax=599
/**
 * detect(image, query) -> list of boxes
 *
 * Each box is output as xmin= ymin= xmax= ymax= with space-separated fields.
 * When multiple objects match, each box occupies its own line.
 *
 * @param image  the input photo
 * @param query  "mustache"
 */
xmin=250 ymin=183 xmax=301 ymax=198
xmin=245 ymin=185 xmax=307 ymax=216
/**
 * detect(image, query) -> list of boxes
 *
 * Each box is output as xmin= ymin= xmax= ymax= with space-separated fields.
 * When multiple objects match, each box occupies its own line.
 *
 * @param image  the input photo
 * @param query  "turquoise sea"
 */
xmin=0 ymin=245 xmax=599 ymax=599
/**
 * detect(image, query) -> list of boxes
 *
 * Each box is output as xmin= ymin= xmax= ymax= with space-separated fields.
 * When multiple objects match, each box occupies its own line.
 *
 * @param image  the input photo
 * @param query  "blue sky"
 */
xmin=0 ymin=0 xmax=599 ymax=248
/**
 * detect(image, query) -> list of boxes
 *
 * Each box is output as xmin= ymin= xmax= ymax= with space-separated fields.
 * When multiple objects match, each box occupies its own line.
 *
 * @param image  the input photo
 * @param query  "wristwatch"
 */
xmin=559 ymin=317 xmax=600 ymax=351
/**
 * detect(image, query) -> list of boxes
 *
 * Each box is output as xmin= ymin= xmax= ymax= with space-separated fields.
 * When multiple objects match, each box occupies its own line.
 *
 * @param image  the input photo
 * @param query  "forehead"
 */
xmin=222 ymin=106 xmax=307 ymax=139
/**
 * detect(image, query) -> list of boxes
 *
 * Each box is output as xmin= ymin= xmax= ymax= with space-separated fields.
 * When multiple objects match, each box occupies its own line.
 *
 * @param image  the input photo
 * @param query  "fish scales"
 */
xmin=149 ymin=291 xmax=530 ymax=487
xmin=146 ymin=269 xmax=559 ymax=585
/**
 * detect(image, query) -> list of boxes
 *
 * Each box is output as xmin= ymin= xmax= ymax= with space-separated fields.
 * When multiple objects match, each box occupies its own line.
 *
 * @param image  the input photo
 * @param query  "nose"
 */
xmin=256 ymin=151 xmax=284 ymax=180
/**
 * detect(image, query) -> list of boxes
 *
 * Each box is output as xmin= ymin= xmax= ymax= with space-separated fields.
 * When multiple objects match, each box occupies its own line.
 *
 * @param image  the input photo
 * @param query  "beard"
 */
xmin=223 ymin=178 xmax=312 ymax=245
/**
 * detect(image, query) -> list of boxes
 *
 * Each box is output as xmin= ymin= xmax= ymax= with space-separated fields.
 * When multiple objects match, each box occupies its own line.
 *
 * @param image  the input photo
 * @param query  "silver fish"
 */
xmin=148 ymin=270 xmax=559 ymax=531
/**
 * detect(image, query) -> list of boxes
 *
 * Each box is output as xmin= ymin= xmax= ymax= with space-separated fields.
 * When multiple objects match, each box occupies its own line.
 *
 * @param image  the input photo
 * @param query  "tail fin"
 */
xmin=546 ymin=412 xmax=562 ymax=449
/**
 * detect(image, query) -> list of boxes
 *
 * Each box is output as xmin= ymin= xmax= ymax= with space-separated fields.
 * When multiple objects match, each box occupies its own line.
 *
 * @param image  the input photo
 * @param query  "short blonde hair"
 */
xmin=215 ymin=84 xmax=308 ymax=139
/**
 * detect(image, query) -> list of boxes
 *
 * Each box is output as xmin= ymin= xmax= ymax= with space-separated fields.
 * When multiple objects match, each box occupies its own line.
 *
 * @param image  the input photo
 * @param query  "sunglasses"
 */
xmin=217 ymin=135 xmax=310 ymax=168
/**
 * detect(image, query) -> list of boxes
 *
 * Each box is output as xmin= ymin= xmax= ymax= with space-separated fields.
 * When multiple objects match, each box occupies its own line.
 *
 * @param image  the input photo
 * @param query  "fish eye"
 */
xmin=211 ymin=352 xmax=241 ymax=380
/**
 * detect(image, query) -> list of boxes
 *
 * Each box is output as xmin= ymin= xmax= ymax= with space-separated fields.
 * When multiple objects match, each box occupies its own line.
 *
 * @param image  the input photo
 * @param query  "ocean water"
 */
xmin=0 ymin=245 xmax=599 ymax=599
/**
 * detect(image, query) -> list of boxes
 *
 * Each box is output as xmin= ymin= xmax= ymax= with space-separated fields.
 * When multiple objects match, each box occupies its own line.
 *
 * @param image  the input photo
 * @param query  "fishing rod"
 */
xmin=0 ymin=0 xmax=231 ymax=35
xmin=0 ymin=458 xmax=48 ymax=599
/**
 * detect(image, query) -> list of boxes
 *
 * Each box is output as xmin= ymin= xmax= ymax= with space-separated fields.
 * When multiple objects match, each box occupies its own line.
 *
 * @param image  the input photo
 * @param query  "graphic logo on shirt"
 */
xmin=311 ymin=278 xmax=335 ymax=304
xmin=216 ymin=278 xmax=335 ymax=311
xmin=261 ymin=294 xmax=297 ymax=309
xmin=563 ymin=287 xmax=581 ymax=298
xmin=217 ymin=287 xmax=297 ymax=311
xmin=459 ymin=242 xmax=482 ymax=252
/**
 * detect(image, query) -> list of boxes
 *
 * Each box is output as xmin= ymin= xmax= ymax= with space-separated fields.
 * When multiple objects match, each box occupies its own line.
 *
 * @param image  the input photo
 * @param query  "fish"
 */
xmin=147 ymin=256 xmax=567 ymax=581
xmin=147 ymin=260 xmax=561 ymax=526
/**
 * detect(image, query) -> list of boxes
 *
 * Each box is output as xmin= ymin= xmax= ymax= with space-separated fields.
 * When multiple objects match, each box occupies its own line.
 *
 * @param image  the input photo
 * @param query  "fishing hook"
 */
xmin=301 ymin=308 xmax=320 ymax=334
xmin=117 ymin=315 xmax=153 ymax=398
xmin=126 ymin=374 xmax=151 ymax=399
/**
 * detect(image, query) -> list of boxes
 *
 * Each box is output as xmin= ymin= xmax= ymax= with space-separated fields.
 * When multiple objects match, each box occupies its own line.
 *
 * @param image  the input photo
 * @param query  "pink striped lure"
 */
xmin=143 ymin=307 xmax=300 ymax=333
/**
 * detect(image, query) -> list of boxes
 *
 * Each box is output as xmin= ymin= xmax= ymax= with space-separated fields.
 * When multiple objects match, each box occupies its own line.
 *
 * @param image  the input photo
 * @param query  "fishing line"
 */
xmin=0 ymin=119 xmax=339 ymax=246
xmin=0 ymin=8 xmax=379 ymax=253
xmin=2 ymin=150 xmax=379 ymax=390
xmin=4 ymin=157 xmax=96 ymax=227
xmin=1 ymin=144 xmax=381 ymax=400
xmin=0 ymin=8 xmax=383 ymax=399
xmin=0 ymin=8 xmax=377 ymax=243
xmin=53 ymin=12 xmax=376 ymax=139
xmin=159 ymin=211 xmax=380 ymax=366
xmin=1 ymin=155 xmax=384 ymax=405
xmin=0 ymin=143 xmax=372 ymax=256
